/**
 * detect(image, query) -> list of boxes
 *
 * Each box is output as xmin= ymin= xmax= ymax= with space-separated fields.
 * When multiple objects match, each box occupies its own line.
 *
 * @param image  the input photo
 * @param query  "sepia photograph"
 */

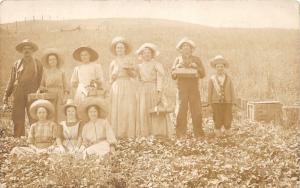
xmin=0 ymin=0 xmax=299 ymax=187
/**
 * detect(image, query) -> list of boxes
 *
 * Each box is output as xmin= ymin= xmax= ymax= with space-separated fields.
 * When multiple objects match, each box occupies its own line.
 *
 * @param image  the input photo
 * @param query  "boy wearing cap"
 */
xmin=2 ymin=39 xmax=43 ymax=137
xmin=208 ymin=55 xmax=236 ymax=137
xmin=171 ymin=37 xmax=206 ymax=138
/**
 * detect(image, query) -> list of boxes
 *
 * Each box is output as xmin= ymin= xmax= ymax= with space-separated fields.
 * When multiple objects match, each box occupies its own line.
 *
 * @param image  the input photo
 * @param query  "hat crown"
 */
xmin=112 ymin=36 xmax=126 ymax=44
xmin=136 ymin=42 xmax=159 ymax=56
xmin=176 ymin=37 xmax=196 ymax=50
xmin=214 ymin=55 xmax=225 ymax=60
xmin=65 ymin=99 xmax=75 ymax=105
xmin=22 ymin=39 xmax=30 ymax=42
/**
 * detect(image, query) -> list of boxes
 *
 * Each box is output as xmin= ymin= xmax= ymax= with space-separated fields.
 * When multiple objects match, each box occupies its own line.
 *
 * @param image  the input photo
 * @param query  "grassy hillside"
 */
xmin=0 ymin=18 xmax=299 ymax=104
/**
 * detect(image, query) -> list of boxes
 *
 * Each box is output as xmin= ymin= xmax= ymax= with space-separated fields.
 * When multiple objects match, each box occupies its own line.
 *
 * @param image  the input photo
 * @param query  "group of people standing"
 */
xmin=2 ymin=37 xmax=236 ymax=157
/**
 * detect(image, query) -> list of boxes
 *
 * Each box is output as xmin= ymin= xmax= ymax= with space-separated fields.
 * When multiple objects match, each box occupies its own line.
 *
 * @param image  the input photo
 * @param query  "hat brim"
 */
xmin=41 ymin=49 xmax=64 ymax=68
xmin=110 ymin=39 xmax=131 ymax=56
xmin=78 ymin=97 xmax=108 ymax=120
xmin=136 ymin=44 xmax=160 ymax=57
xmin=73 ymin=47 xmax=99 ymax=62
xmin=210 ymin=58 xmax=229 ymax=68
xmin=29 ymin=99 xmax=55 ymax=120
xmin=16 ymin=41 xmax=39 ymax=53
xmin=63 ymin=104 xmax=77 ymax=114
xmin=176 ymin=40 xmax=196 ymax=50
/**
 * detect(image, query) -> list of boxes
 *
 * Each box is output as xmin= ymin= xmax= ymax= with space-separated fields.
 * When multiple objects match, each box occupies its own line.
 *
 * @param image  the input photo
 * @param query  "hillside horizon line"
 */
xmin=1 ymin=17 xmax=299 ymax=31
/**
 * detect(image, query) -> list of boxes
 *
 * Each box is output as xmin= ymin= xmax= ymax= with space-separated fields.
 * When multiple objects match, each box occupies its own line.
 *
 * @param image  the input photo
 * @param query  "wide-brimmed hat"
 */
xmin=210 ymin=55 xmax=229 ymax=68
xmin=16 ymin=39 xmax=39 ymax=53
xmin=110 ymin=36 xmax=131 ymax=56
xmin=41 ymin=48 xmax=64 ymax=68
xmin=78 ymin=97 xmax=108 ymax=120
xmin=73 ymin=46 xmax=99 ymax=62
xmin=29 ymin=99 xmax=55 ymax=120
xmin=136 ymin=43 xmax=160 ymax=57
xmin=176 ymin=37 xmax=196 ymax=50
xmin=63 ymin=99 xmax=77 ymax=114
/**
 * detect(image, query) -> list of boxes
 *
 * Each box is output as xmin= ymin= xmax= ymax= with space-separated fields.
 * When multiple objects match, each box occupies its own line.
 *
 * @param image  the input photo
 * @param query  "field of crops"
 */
xmin=0 ymin=18 xmax=299 ymax=187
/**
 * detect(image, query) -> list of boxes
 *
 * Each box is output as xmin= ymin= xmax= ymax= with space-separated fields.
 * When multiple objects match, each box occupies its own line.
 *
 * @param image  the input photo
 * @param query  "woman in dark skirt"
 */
xmin=208 ymin=55 xmax=236 ymax=137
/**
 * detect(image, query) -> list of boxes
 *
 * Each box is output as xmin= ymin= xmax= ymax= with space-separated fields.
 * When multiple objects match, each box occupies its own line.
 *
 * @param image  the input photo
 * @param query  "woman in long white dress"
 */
xmin=109 ymin=37 xmax=137 ymax=138
xmin=136 ymin=43 xmax=173 ymax=138
xmin=71 ymin=46 xmax=105 ymax=104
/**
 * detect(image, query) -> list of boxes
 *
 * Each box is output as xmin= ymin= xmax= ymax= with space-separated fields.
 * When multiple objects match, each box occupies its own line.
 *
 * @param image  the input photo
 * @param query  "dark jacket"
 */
xmin=3 ymin=58 xmax=43 ymax=102
xmin=208 ymin=74 xmax=236 ymax=104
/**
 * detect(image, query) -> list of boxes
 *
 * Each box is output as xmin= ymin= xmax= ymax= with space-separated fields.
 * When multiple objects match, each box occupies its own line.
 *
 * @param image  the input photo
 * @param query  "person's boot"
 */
xmin=224 ymin=129 xmax=232 ymax=136
xmin=215 ymin=129 xmax=222 ymax=137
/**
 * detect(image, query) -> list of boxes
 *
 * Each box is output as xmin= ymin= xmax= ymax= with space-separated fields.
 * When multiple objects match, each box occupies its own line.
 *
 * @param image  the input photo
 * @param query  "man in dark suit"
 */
xmin=2 ymin=39 xmax=43 ymax=137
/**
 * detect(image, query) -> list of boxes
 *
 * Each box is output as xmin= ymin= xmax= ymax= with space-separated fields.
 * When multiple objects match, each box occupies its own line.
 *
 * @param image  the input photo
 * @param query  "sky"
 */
xmin=0 ymin=0 xmax=299 ymax=28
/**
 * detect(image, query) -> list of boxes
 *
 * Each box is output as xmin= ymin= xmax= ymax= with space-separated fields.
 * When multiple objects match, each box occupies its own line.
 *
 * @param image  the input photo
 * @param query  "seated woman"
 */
xmin=78 ymin=97 xmax=117 ymax=158
xmin=10 ymin=99 xmax=61 ymax=155
xmin=57 ymin=99 xmax=84 ymax=153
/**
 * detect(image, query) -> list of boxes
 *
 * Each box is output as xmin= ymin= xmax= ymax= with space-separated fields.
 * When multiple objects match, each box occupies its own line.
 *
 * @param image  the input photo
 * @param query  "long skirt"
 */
xmin=136 ymin=82 xmax=173 ymax=137
xmin=10 ymin=146 xmax=54 ymax=155
xmin=47 ymin=87 xmax=65 ymax=122
xmin=62 ymin=139 xmax=78 ymax=152
xmin=83 ymin=141 xmax=110 ymax=157
xmin=110 ymin=78 xmax=137 ymax=138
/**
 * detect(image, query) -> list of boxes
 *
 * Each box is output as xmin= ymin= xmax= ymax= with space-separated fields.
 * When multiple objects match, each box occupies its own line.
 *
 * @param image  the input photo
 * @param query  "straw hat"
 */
xmin=110 ymin=36 xmax=131 ymax=55
xmin=16 ymin=39 xmax=39 ymax=53
xmin=78 ymin=97 xmax=108 ymax=120
xmin=41 ymin=48 xmax=64 ymax=68
xmin=29 ymin=99 xmax=55 ymax=120
xmin=210 ymin=55 xmax=229 ymax=68
xmin=63 ymin=99 xmax=77 ymax=114
xmin=136 ymin=43 xmax=160 ymax=57
xmin=176 ymin=37 xmax=196 ymax=50
xmin=73 ymin=46 xmax=99 ymax=62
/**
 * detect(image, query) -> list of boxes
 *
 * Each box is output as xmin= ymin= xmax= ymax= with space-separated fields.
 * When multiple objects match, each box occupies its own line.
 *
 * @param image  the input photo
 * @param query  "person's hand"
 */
xmin=156 ymin=91 xmax=162 ymax=104
xmin=2 ymin=96 xmax=8 ymax=105
xmin=175 ymin=63 xmax=184 ymax=68
xmin=190 ymin=63 xmax=198 ymax=69
xmin=110 ymin=146 xmax=116 ymax=154
xmin=78 ymin=145 xmax=86 ymax=153
xmin=73 ymin=147 xmax=80 ymax=153
xmin=2 ymin=104 xmax=8 ymax=111
xmin=58 ymin=145 xmax=65 ymax=153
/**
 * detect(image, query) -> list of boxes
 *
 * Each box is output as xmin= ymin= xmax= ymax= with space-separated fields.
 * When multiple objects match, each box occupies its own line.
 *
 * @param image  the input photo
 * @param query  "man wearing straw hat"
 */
xmin=171 ymin=37 xmax=206 ymax=138
xmin=2 ymin=39 xmax=43 ymax=137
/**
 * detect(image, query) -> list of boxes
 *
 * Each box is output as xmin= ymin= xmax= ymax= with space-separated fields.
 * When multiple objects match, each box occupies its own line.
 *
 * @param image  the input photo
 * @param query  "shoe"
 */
xmin=224 ymin=129 xmax=232 ymax=136
xmin=215 ymin=129 xmax=222 ymax=137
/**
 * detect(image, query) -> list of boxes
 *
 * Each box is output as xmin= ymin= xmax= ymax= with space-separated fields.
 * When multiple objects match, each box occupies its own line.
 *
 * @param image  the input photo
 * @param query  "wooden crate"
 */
xmin=241 ymin=99 xmax=248 ymax=112
xmin=172 ymin=68 xmax=198 ymax=78
xmin=247 ymin=101 xmax=282 ymax=123
xmin=282 ymin=105 xmax=299 ymax=126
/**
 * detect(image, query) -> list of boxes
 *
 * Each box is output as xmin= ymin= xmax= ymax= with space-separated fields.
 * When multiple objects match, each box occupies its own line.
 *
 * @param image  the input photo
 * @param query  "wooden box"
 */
xmin=172 ymin=68 xmax=198 ymax=78
xmin=247 ymin=101 xmax=282 ymax=123
xmin=282 ymin=105 xmax=299 ymax=126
